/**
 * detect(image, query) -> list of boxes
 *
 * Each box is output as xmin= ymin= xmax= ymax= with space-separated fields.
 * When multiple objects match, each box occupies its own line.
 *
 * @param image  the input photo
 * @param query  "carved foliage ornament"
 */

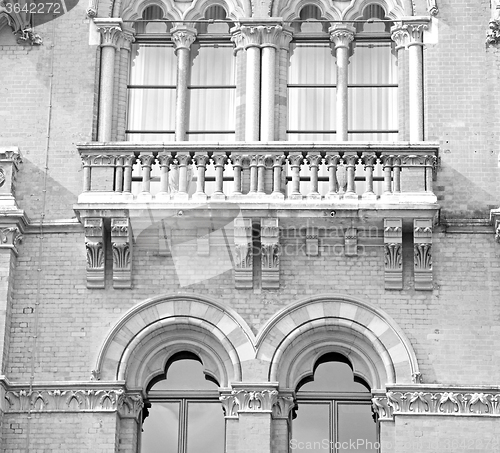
xmin=219 ymin=390 xmax=295 ymax=419
xmin=372 ymin=390 xmax=500 ymax=420
xmin=4 ymin=388 xmax=144 ymax=419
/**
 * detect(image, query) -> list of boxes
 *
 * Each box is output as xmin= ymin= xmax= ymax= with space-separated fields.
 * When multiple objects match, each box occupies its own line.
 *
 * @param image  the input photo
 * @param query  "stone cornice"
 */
xmin=0 ymin=379 xmax=143 ymax=420
xmin=372 ymin=386 xmax=500 ymax=420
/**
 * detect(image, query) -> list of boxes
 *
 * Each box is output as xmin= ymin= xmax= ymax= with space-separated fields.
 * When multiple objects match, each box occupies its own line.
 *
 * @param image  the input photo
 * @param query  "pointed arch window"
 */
xmin=291 ymin=353 xmax=378 ymax=453
xmin=126 ymin=4 xmax=236 ymax=142
xmin=142 ymin=352 xmax=225 ymax=453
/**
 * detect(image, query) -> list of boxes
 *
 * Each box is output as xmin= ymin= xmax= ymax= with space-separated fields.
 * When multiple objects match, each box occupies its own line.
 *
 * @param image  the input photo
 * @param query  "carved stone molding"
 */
xmin=234 ymin=218 xmax=253 ymax=289
xmin=261 ymin=218 xmax=279 ymax=289
xmin=384 ymin=219 xmax=403 ymax=290
xmin=3 ymin=386 xmax=143 ymax=420
xmin=427 ymin=0 xmax=439 ymax=16
xmin=329 ymin=25 xmax=355 ymax=50
xmin=344 ymin=228 xmax=357 ymax=256
xmin=219 ymin=389 xmax=295 ymax=419
xmin=232 ymin=24 xmax=290 ymax=51
xmin=171 ymin=26 xmax=197 ymax=52
xmin=372 ymin=387 xmax=500 ymax=421
xmin=111 ymin=218 xmax=132 ymax=289
xmin=414 ymin=219 xmax=432 ymax=290
xmin=84 ymin=218 xmax=105 ymax=289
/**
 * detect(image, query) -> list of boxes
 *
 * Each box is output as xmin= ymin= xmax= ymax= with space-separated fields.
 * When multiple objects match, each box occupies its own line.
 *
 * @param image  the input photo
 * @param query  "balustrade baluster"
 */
xmin=272 ymin=155 xmax=285 ymax=199
xmin=175 ymin=153 xmax=192 ymax=199
xmin=306 ymin=153 xmax=322 ymax=199
xmin=114 ymin=156 xmax=124 ymax=192
xmin=393 ymin=156 xmax=401 ymax=193
xmin=325 ymin=154 xmax=340 ymax=199
xmin=212 ymin=153 xmax=228 ymax=200
xmin=231 ymin=154 xmax=244 ymax=196
xmin=288 ymin=153 xmax=304 ymax=200
xmin=343 ymin=153 xmax=358 ymax=199
xmin=257 ymin=155 xmax=267 ymax=195
xmin=249 ymin=155 xmax=258 ymax=194
xmin=82 ymin=156 xmax=91 ymax=192
xmin=362 ymin=153 xmax=377 ymax=199
xmin=123 ymin=155 xmax=135 ymax=193
xmin=381 ymin=155 xmax=393 ymax=195
xmin=139 ymin=153 xmax=154 ymax=196
xmin=157 ymin=153 xmax=173 ymax=199
xmin=193 ymin=153 xmax=209 ymax=200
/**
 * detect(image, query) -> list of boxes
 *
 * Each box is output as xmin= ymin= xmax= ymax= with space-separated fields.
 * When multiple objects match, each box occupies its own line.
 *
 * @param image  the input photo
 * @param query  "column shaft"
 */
xmin=261 ymin=46 xmax=276 ymax=141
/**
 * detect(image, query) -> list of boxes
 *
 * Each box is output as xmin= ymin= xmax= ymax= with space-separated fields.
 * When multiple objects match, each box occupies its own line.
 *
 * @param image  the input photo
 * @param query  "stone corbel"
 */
xmin=234 ymin=218 xmax=253 ymax=289
xmin=414 ymin=219 xmax=433 ymax=290
xmin=111 ymin=218 xmax=132 ymax=289
xmin=344 ymin=227 xmax=357 ymax=256
xmin=84 ymin=218 xmax=105 ymax=289
xmin=261 ymin=218 xmax=280 ymax=289
xmin=0 ymin=225 xmax=23 ymax=256
xmin=384 ymin=218 xmax=403 ymax=290
xmin=305 ymin=227 xmax=318 ymax=256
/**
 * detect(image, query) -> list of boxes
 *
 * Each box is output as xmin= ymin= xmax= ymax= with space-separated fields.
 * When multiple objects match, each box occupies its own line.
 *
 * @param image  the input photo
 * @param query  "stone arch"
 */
xmin=277 ymin=0 xmax=343 ymax=22
xmin=342 ymin=0 xmax=408 ymax=21
xmin=121 ymin=0 xmax=182 ymax=22
xmin=94 ymin=293 xmax=255 ymax=389
xmin=255 ymin=294 xmax=420 ymax=390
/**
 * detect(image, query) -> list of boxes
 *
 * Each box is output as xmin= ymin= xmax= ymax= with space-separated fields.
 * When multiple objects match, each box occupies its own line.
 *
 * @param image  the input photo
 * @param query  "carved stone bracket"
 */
xmin=3 ymin=386 xmax=143 ymax=420
xmin=0 ymin=147 xmax=22 ymax=208
xmin=219 ymin=388 xmax=295 ymax=419
xmin=384 ymin=219 xmax=403 ymax=290
xmin=372 ymin=387 xmax=500 ymax=421
xmin=0 ymin=226 xmax=22 ymax=255
xmin=344 ymin=227 xmax=357 ymax=256
xmin=111 ymin=218 xmax=132 ymax=289
xmin=414 ymin=219 xmax=433 ymax=290
xmin=261 ymin=218 xmax=279 ymax=289
xmin=234 ymin=218 xmax=253 ymax=289
xmin=84 ymin=218 xmax=105 ymax=289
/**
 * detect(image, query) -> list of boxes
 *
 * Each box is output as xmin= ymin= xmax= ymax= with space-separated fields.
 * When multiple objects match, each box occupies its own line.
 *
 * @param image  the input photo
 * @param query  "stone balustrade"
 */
xmin=77 ymin=142 xmax=438 ymax=205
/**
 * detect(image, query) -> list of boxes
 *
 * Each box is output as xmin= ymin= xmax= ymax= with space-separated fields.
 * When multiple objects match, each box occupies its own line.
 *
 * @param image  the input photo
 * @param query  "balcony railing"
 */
xmin=77 ymin=142 xmax=438 ymax=205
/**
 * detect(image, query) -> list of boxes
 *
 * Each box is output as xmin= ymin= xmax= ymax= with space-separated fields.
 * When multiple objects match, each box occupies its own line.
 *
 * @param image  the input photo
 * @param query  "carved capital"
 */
xmin=288 ymin=153 xmax=303 ymax=168
xmin=119 ymin=29 xmax=135 ymax=51
xmin=306 ymin=153 xmax=322 ymax=168
xmin=362 ymin=153 xmax=377 ymax=168
xmin=238 ymin=25 xmax=262 ymax=48
xmin=94 ymin=19 xmax=123 ymax=48
xmin=212 ymin=153 xmax=228 ymax=167
xmin=391 ymin=25 xmax=409 ymax=50
xmin=261 ymin=25 xmax=283 ymax=49
xmin=406 ymin=23 xmax=428 ymax=46
xmin=193 ymin=154 xmax=210 ymax=168
xmin=171 ymin=26 xmax=197 ymax=52
xmin=329 ymin=25 xmax=355 ymax=50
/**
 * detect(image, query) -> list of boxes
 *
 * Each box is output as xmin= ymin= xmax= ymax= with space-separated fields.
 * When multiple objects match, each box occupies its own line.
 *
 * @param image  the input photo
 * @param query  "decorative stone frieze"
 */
xmin=372 ymin=387 xmax=500 ymax=421
xmin=414 ymin=219 xmax=433 ymax=290
xmin=384 ymin=219 xmax=403 ymax=290
xmin=171 ymin=26 xmax=197 ymax=52
xmin=84 ymin=218 xmax=105 ymax=289
xmin=261 ymin=218 xmax=279 ymax=289
xmin=219 ymin=388 xmax=295 ymax=419
xmin=344 ymin=228 xmax=357 ymax=256
xmin=234 ymin=218 xmax=253 ymax=289
xmin=111 ymin=218 xmax=132 ymax=289
xmin=3 ymin=386 xmax=143 ymax=420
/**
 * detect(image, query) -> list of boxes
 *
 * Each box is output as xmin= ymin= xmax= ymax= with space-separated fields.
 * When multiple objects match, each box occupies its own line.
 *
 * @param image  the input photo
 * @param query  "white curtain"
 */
xmin=127 ymin=44 xmax=177 ymax=141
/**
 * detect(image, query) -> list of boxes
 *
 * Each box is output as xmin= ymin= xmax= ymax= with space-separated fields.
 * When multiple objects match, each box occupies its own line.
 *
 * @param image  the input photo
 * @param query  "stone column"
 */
xmin=330 ymin=25 xmax=355 ymax=141
xmin=260 ymin=26 xmax=281 ymax=141
xmin=407 ymin=21 xmax=427 ymax=142
xmin=172 ymin=26 xmax=197 ymax=141
xmin=116 ymin=28 xmax=135 ymax=141
xmin=277 ymin=28 xmax=293 ymax=140
xmin=391 ymin=24 xmax=409 ymax=141
xmin=240 ymin=26 xmax=262 ymax=141
xmin=95 ymin=19 xmax=123 ymax=142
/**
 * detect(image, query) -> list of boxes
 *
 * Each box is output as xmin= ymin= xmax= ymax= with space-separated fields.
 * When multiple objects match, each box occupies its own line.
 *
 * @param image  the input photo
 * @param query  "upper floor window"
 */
xmin=291 ymin=353 xmax=378 ymax=453
xmin=126 ymin=4 xmax=235 ymax=142
xmin=142 ymin=352 xmax=225 ymax=453
xmin=287 ymin=3 xmax=397 ymax=142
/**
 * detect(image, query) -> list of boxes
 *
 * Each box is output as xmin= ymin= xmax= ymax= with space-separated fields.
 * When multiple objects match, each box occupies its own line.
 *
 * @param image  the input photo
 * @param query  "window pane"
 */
xmin=293 ymin=403 xmax=330 ymax=452
xmin=288 ymin=87 xmax=336 ymax=132
xmin=337 ymin=404 xmax=377 ymax=453
xmin=349 ymin=42 xmax=396 ymax=85
xmin=189 ymin=88 xmax=235 ymax=131
xmin=299 ymin=361 xmax=369 ymax=393
xmin=289 ymin=43 xmax=336 ymax=84
xmin=187 ymin=402 xmax=225 ymax=453
xmin=130 ymin=44 xmax=176 ymax=85
xmin=191 ymin=44 xmax=235 ymax=86
xmin=151 ymin=359 xmax=219 ymax=391
xmin=127 ymin=88 xmax=176 ymax=132
xmin=348 ymin=87 xmax=398 ymax=133
xmin=142 ymin=402 xmax=180 ymax=453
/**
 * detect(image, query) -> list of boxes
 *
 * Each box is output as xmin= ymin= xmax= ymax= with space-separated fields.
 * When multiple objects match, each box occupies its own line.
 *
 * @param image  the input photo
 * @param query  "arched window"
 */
xmin=142 ymin=352 xmax=225 ymax=453
xmin=126 ymin=4 xmax=235 ymax=142
xmin=291 ymin=353 xmax=378 ymax=453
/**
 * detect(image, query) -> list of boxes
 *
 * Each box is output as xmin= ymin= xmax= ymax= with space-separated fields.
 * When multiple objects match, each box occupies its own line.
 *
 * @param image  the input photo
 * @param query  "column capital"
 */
xmin=119 ymin=27 xmax=135 ymax=51
xmin=390 ymin=24 xmax=409 ymax=50
xmin=329 ymin=24 xmax=356 ymax=50
xmin=171 ymin=26 xmax=197 ymax=52
xmin=260 ymin=25 xmax=283 ymax=49
xmin=403 ymin=19 xmax=429 ymax=46
xmin=94 ymin=18 xmax=123 ymax=48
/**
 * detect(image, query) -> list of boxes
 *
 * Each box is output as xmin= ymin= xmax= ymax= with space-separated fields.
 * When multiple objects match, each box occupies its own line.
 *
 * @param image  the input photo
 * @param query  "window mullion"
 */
xmin=179 ymin=399 xmax=189 ymax=453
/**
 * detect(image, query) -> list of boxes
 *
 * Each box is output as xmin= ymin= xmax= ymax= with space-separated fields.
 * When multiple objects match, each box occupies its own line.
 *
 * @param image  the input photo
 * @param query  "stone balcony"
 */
xmin=75 ymin=141 xmax=439 ymax=217
xmin=74 ymin=142 xmax=439 ymax=290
